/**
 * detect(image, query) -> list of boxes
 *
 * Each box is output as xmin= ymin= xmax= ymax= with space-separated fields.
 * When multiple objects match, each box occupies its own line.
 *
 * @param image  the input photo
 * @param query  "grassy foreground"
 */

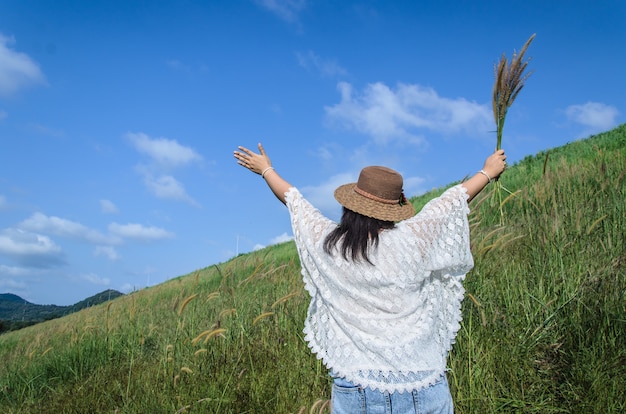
xmin=1 ymin=125 xmax=624 ymax=413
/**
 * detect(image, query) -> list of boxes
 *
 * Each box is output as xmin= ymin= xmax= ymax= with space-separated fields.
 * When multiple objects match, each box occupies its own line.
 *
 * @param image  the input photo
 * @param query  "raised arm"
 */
xmin=462 ymin=149 xmax=507 ymax=202
xmin=234 ymin=143 xmax=292 ymax=205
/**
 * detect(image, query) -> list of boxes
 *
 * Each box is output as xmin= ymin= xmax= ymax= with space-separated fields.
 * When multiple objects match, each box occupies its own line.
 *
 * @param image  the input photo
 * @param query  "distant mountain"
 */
xmin=0 ymin=289 xmax=124 ymax=333
xmin=0 ymin=293 xmax=28 ymax=303
xmin=67 ymin=289 xmax=124 ymax=314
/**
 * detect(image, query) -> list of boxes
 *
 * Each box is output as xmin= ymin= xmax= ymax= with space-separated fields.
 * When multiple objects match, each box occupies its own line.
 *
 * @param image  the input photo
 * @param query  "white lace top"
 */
xmin=285 ymin=184 xmax=473 ymax=393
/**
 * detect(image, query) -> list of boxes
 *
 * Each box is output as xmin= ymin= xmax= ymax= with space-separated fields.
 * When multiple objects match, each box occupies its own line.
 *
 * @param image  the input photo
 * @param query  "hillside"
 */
xmin=0 ymin=290 xmax=124 ymax=333
xmin=0 ymin=125 xmax=624 ymax=413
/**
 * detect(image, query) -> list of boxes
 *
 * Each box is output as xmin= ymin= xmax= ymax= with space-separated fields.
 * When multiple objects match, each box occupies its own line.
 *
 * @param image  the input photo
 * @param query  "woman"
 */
xmin=234 ymin=143 xmax=506 ymax=413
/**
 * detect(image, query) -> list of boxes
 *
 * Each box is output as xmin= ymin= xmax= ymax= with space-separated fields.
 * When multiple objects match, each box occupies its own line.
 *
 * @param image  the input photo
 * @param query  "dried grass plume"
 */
xmin=493 ymin=33 xmax=536 ymax=150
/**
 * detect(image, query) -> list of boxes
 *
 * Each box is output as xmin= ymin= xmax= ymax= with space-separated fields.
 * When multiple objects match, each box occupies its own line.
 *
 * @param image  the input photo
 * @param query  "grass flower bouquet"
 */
xmin=492 ymin=33 xmax=535 ymax=223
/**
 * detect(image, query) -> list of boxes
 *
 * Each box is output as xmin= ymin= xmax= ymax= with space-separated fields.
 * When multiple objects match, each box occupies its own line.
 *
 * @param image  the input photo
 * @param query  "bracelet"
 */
xmin=478 ymin=169 xmax=493 ymax=183
xmin=261 ymin=167 xmax=275 ymax=179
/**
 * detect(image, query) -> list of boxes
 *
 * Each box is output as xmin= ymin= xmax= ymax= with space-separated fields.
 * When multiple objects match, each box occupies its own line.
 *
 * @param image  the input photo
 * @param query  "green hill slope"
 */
xmin=0 ymin=125 xmax=624 ymax=413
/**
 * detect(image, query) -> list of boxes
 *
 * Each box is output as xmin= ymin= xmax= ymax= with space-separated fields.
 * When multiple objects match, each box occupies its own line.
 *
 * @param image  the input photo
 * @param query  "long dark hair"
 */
xmin=323 ymin=207 xmax=395 ymax=265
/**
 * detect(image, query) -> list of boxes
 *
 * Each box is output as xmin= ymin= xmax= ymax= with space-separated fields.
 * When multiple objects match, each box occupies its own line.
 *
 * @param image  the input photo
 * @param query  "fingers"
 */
xmin=233 ymin=150 xmax=247 ymax=161
xmin=234 ymin=143 xmax=270 ymax=176
xmin=237 ymin=144 xmax=266 ymax=158
xmin=235 ymin=146 xmax=258 ymax=165
xmin=233 ymin=149 xmax=252 ymax=169
xmin=234 ymin=153 xmax=248 ymax=167
xmin=238 ymin=145 xmax=254 ymax=155
xmin=482 ymin=149 xmax=508 ymax=180
xmin=493 ymin=149 xmax=507 ymax=164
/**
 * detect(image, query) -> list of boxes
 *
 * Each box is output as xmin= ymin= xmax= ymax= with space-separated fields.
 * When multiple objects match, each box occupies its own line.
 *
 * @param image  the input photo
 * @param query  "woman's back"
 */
xmin=286 ymin=185 xmax=472 ymax=393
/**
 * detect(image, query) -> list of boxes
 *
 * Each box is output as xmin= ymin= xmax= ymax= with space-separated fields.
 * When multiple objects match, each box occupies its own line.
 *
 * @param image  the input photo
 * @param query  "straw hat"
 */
xmin=334 ymin=166 xmax=415 ymax=222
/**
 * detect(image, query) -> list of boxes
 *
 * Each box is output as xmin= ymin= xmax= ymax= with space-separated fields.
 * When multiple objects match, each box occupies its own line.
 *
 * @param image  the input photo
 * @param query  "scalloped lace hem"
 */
xmin=328 ymin=367 xmax=447 ymax=394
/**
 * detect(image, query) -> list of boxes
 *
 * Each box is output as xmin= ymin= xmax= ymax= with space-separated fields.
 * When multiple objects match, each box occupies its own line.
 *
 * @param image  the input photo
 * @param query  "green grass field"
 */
xmin=1 ymin=124 xmax=624 ymax=413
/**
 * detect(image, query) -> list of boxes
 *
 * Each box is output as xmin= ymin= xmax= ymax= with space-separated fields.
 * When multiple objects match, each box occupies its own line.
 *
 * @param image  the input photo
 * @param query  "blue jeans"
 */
xmin=331 ymin=375 xmax=454 ymax=414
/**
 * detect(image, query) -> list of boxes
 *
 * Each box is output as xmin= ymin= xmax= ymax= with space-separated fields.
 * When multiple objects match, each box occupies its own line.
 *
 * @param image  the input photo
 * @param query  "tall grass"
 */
xmin=1 ymin=125 xmax=624 ymax=413
xmin=0 ymin=242 xmax=330 ymax=413
xmin=450 ymin=124 xmax=625 ymax=412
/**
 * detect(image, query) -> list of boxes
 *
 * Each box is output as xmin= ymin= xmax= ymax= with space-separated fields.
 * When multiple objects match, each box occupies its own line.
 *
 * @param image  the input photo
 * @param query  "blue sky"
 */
xmin=1 ymin=0 xmax=624 ymax=305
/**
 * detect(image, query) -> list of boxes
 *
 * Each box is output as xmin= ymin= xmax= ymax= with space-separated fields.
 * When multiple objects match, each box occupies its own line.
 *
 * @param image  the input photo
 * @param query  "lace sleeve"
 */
xmin=284 ymin=187 xmax=336 ymax=297
xmin=402 ymin=184 xmax=473 ymax=273
xmin=284 ymin=187 xmax=335 ymax=247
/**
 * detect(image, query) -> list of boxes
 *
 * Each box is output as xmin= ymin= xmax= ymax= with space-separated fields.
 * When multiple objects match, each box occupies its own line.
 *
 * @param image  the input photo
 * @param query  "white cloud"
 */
xmin=0 ymin=109 xmax=7 ymax=120
xmin=94 ymin=245 xmax=120 ymax=261
xmin=301 ymin=172 xmax=355 ymax=220
xmin=296 ymin=50 xmax=347 ymax=78
xmin=128 ymin=132 xmax=202 ymax=205
xmin=270 ymin=232 xmax=293 ymax=244
xmin=0 ymin=275 xmax=28 ymax=292
xmin=252 ymin=233 xmax=293 ymax=252
xmin=255 ymin=0 xmax=307 ymax=22
xmin=0 ymin=34 xmax=46 ymax=97
xmin=0 ymin=264 xmax=31 ymax=276
xmin=108 ymin=222 xmax=174 ymax=241
xmin=81 ymin=272 xmax=111 ymax=286
xmin=0 ymin=229 xmax=61 ymax=255
xmin=0 ymin=228 xmax=65 ymax=268
xmin=100 ymin=199 xmax=119 ymax=214
xmin=312 ymin=146 xmax=334 ymax=161
xmin=565 ymin=102 xmax=620 ymax=131
xmin=127 ymin=132 xmax=202 ymax=167
xmin=325 ymin=82 xmax=492 ymax=145
xmin=119 ymin=283 xmax=136 ymax=294
xmin=403 ymin=175 xmax=427 ymax=197
xmin=142 ymin=173 xmax=198 ymax=206
xmin=19 ymin=212 xmax=118 ymax=245
xmin=146 ymin=175 xmax=184 ymax=198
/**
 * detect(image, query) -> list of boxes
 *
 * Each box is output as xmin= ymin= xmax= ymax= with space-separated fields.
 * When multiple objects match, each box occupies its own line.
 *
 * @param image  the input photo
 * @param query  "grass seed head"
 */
xmin=178 ymin=293 xmax=199 ymax=316
xmin=493 ymin=33 xmax=535 ymax=149
xmin=252 ymin=311 xmax=275 ymax=326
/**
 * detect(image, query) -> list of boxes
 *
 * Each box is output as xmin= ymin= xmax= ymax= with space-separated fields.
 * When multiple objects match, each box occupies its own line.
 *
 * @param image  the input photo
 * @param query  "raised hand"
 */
xmin=234 ymin=143 xmax=273 ymax=177
xmin=482 ymin=149 xmax=507 ymax=181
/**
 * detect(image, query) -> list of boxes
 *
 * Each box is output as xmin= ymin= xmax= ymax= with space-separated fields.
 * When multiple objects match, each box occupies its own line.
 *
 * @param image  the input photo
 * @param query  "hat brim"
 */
xmin=334 ymin=183 xmax=415 ymax=222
